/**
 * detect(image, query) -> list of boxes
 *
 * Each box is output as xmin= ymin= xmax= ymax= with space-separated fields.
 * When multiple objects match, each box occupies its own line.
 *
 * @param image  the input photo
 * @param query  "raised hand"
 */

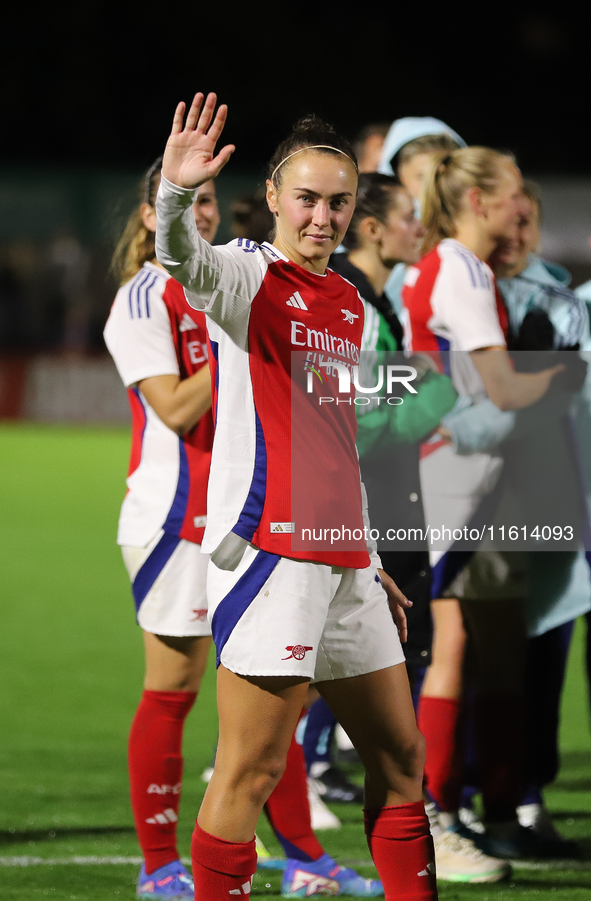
xmin=162 ymin=92 xmax=235 ymax=189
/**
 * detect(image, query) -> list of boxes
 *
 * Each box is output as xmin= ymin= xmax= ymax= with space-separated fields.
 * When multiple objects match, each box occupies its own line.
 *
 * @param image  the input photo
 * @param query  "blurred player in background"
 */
xmin=378 ymin=118 xmax=465 ymax=206
xmin=377 ymin=118 xmax=465 ymax=321
xmin=353 ymin=123 xmax=391 ymax=174
xmin=332 ymin=172 xmax=508 ymax=882
xmin=106 ymin=158 xmax=382 ymax=899
xmin=155 ymin=91 xmax=438 ymax=901
xmin=403 ymin=146 xmax=565 ymax=863
xmin=442 ymin=180 xmax=590 ymax=853
xmin=106 ymin=158 xmax=215 ymax=899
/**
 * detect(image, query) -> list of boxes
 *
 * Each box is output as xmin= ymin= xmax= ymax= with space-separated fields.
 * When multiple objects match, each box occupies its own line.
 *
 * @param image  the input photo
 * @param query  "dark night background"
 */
xmin=1 ymin=3 xmax=590 ymax=363
xmin=2 ymin=5 xmax=589 ymax=174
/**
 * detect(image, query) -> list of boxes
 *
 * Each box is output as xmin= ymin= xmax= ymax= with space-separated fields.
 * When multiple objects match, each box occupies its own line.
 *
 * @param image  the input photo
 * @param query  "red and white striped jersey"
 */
xmin=104 ymin=262 xmax=214 ymax=547
xmin=155 ymin=176 xmax=371 ymax=569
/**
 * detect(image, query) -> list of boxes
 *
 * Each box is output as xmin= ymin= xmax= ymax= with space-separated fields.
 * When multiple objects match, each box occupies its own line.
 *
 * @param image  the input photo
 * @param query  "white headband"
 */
xmin=271 ymin=145 xmax=357 ymax=182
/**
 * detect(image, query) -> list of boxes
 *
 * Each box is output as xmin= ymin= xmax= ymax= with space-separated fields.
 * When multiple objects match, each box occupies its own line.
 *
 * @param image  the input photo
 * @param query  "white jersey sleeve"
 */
xmin=360 ymin=476 xmax=382 ymax=570
xmin=155 ymin=175 xmax=266 ymax=328
xmin=432 ymin=241 xmax=506 ymax=352
xmin=104 ymin=266 xmax=179 ymax=387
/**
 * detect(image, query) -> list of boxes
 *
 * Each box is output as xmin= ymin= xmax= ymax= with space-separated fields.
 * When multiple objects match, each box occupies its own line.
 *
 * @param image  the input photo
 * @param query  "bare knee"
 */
xmin=218 ymin=753 xmax=287 ymax=808
xmin=364 ymin=726 xmax=425 ymax=784
xmin=395 ymin=727 xmax=426 ymax=781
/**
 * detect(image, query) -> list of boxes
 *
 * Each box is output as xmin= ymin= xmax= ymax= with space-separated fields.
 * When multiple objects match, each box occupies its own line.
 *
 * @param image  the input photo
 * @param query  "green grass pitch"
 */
xmin=1 ymin=422 xmax=591 ymax=899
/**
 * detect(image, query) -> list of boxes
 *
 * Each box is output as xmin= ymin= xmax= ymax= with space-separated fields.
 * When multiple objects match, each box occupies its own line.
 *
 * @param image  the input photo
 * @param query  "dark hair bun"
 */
xmin=268 ymin=115 xmax=357 ymax=184
xmin=292 ymin=115 xmax=336 ymax=136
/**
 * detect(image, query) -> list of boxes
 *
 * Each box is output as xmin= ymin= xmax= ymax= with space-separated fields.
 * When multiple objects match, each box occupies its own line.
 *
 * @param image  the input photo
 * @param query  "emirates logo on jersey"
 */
xmin=282 ymin=645 xmax=313 ymax=661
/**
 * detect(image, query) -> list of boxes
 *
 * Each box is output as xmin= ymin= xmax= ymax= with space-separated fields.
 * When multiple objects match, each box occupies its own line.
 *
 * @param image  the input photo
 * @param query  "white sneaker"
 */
xmin=424 ymin=801 xmax=444 ymax=839
xmin=459 ymin=806 xmax=486 ymax=835
xmin=517 ymin=803 xmax=564 ymax=842
xmin=516 ymin=802 xmax=581 ymax=856
xmin=307 ymin=777 xmax=341 ymax=830
xmin=434 ymin=829 xmax=511 ymax=883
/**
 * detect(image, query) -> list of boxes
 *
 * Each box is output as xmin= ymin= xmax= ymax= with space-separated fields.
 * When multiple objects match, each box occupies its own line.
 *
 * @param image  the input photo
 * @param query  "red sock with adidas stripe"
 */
xmin=364 ymin=802 xmax=438 ymax=900
xmin=128 ymin=689 xmax=196 ymax=874
xmin=264 ymin=730 xmax=325 ymax=862
xmin=191 ymin=822 xmax=256 ymax=898
xmin=417 ymin=696 xmax=464 ymax=812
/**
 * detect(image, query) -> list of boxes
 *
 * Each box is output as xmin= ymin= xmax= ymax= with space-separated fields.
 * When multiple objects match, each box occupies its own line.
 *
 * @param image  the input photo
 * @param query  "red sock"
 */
xmin=191 ymin=822 xmax=256 ymax=899
xmin=417 ymin=696 xmax=464 ymax=812
xmin=128 ymin=689 xmax=196 ymax=874
xmin=473 ymin=693 xmax=524 ymax=822
xmin=364 ymin=803 xmax=437 ymax=900
xmin=264 ymin=731 xmax=325 ymax=862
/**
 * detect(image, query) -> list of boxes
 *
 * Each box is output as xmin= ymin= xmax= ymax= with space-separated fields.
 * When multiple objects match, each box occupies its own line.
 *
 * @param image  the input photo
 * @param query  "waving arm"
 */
xmin=156 ymin=93 xmax=264 ymax=322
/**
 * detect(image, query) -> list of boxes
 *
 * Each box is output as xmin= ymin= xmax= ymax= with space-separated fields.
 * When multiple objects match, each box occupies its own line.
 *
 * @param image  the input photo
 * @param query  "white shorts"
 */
xmin=207 ymin=538 xmax=405 ymax=681
xmin=121 ymin=530 xmax=211 ymax=638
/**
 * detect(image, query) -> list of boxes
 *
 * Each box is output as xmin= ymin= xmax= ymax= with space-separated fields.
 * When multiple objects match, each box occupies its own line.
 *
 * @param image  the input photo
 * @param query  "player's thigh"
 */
xmin=143 ymin=631 xmax=212 ymax=693
xmin=431 ymin=597 xmax=468 ymax=656
xmin=421 ymin=597 xmax=468 ymax=698
xmin=214 ymin=665 xmax=310 ymax=776
xmin=318 ymin=663 xmax=422 ymax=770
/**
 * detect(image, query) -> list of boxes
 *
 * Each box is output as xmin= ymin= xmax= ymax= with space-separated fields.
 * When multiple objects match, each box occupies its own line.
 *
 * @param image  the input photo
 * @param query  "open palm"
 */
xmin=162 ymin=92 xmax=235 ymax=189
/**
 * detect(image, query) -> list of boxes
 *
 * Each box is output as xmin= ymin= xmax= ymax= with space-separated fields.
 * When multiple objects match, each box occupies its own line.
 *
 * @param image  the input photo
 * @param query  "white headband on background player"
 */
xmin=271 ymin=145 xmax=358 ymax=182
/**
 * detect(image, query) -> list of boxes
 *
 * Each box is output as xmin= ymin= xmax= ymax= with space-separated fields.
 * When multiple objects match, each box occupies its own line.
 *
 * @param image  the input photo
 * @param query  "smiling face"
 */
xmin=490 ymin=194 xmax=541 ymax=276
xmin=266 ymin=151 xmax=358 ymax=272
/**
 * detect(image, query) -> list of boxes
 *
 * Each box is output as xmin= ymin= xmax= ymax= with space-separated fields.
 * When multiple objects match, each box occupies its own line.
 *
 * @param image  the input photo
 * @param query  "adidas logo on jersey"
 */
xmin=341 ymin=309 xmax=359 ymax=323
xmin=145 ymin=808 xmax=178 ymax=824
xmin=286 ymin=291 xmax=308 ymax=311
xmin=179 ymin=313 xmax=198 ymax=332
xmin=270 ymin=522 xmax=295 ymax=533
